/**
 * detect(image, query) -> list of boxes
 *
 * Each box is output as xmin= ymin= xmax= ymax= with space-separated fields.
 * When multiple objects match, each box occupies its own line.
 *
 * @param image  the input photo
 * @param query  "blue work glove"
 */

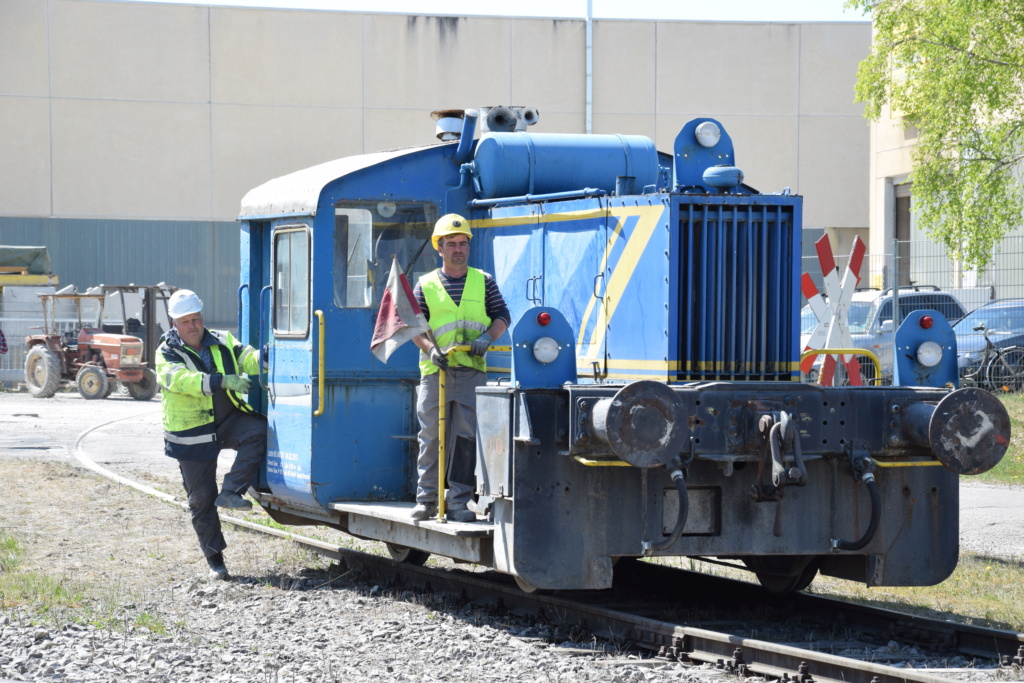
xmin=222 ymin=374 xmax=252 ymax=393
xmin=261 ymin=344 xmax=269 ymax=371
xmin=469 ymin=333 xmax=493 ymax=357
xmin=429 ymin=346 xmax=449 ymax=370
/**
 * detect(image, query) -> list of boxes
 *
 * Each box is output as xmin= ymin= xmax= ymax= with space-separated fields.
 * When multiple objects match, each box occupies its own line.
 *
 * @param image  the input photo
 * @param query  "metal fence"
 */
xmin=800 ymin=235 xmax=1024 ymax=392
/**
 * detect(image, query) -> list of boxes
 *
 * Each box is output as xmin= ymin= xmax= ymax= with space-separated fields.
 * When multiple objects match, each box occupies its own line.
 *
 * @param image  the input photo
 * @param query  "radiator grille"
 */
xmin=676 ymin=202 xmax=798 ymax=381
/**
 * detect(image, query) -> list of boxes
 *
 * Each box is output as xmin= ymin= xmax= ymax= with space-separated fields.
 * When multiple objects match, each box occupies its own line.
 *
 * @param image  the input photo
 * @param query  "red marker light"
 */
xmin=536 ymin=312 xmax=551 ymax=326
xmin=919 ymin=315 xmax=934 ymax=329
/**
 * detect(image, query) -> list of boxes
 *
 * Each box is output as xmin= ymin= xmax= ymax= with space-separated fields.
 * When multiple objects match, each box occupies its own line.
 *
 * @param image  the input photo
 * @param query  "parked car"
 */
xmin=952 ymin=298 xmax=1024 ymax=378
xmin=801 ymin=286 xmax=967 ymax=384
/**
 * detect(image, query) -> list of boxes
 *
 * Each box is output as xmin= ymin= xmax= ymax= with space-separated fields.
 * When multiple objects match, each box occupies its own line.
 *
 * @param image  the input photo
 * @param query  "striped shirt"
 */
xmin=414 ymin=269 xmax=511 ymax=327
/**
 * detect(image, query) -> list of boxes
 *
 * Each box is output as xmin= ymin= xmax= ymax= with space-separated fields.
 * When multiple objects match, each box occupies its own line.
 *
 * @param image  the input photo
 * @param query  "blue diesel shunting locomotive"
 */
xmin=237 ymin=108 xmax=1010 ymax=594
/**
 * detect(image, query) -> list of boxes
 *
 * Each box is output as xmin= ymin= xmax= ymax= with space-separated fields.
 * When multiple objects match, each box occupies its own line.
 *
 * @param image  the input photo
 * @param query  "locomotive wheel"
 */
xmin=76 ymin=366 xmax=110 ymax=400
xmin=385 ymin=543 xmax=429 ymax=565
xmin=744 ymin=556 xmax=818 ymax=596
xmin=25 ymin=346 xmax=62 ymax=398
xmin=128 ymin=368 xmax=159 ymax=401
xmin=514 ymin=575 xmax=543 ymax=594
xmin=754 ymin=564 xmax=818 ymax=595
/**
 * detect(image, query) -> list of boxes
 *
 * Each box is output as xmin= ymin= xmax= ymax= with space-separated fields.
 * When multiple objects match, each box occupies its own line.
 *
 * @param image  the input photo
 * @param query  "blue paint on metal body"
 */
xmin=510 ymin=307 xmax=577 ymax=389
xmin=231 ymin=116 xmax=1005 ymax=591
xmin=471 ymin=132 xmax=661 ymax=199
xmin=894 ymin=310 xmax=959 ymax=388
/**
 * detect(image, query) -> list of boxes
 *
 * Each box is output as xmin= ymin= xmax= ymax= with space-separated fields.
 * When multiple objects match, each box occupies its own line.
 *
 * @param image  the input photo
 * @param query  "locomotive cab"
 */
xmin=238 ymin=112 xmax=1009 ymax=594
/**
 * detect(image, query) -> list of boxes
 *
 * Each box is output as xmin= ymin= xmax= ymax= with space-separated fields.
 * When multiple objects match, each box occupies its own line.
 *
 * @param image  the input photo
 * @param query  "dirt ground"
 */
xmin=0 ymin=391 xmax=327 ymax=601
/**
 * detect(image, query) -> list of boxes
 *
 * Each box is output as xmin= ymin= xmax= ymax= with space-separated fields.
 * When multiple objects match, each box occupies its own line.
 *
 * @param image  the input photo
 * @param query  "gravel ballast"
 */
xmin=1 ymin=390 xmax=1021 ymax=682
xmin=0 ymin=392 xmax=709 ymax=682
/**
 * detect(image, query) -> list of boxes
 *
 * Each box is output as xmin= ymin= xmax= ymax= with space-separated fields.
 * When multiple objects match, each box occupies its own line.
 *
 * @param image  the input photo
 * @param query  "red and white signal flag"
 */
xmin=370 ymin=256 xmax=430 ymax=363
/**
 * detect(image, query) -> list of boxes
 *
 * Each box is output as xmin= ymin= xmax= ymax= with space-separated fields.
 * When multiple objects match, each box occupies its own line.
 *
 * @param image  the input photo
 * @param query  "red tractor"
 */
xmin=24 ymin=293 xmax=158 ymax=400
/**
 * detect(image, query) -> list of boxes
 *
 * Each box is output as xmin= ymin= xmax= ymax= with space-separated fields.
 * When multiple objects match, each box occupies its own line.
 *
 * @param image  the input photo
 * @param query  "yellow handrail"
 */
xmin=872 ymin=458 xmax=943 ymax=468
xmin=435 ymin=342 xmax=511 ymax=522
xmin=801 ymin=348 xmax=883 ymax=385
xmin=314 ymin=310 xmax=325 ymax=417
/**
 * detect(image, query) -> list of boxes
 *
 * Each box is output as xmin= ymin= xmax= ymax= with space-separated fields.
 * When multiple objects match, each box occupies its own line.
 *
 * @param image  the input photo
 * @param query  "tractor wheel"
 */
xmin=25 ymin=346 xmax=62 ymax=398
xmin=127 ymin=368 xmax=159 ymax=401
xmin=76 ymin=366 xmax=109 ymax=400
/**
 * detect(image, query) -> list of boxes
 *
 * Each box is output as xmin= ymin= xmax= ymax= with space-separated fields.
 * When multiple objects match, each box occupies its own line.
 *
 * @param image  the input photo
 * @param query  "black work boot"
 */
xmin=215 ymin=491 xmax=253 ymax=510
xmin=207 ymin=552 xmax=229 ymax=580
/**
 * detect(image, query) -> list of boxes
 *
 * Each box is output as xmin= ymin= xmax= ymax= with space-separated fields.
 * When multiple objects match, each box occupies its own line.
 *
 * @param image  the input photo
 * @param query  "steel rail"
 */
xmin=73 ymin=415 xmax=1023 ymax=683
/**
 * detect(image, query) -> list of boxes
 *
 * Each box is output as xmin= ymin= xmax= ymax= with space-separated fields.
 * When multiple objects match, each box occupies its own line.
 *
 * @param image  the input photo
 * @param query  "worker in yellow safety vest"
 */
xmin=156 ymin=289 xmax=266 ymax=580
xmin=410 ymin=214 xmax=510 ymax=522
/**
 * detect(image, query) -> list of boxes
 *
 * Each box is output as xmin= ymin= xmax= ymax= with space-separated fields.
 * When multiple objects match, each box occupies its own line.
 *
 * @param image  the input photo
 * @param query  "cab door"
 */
xmin=263 ymin=222 xmax=317 ymax=508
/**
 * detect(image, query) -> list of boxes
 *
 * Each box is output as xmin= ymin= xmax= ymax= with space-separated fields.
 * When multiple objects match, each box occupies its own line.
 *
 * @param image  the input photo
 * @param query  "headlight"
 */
xmin=916 ymin=341 xmax=943 ymax=367
xmin=807 ymin=368 xmax=819 ymax=383
xmin=695 ymin=121 xmax=721 ymax=148
xmin=532 ymin=337 xmax=560 ymax=364
xmin=121 ymin=344 xmax=143 ymax=366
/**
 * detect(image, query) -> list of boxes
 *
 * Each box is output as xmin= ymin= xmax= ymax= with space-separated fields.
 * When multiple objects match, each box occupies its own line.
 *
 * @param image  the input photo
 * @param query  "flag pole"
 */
xmin=437 ymin=359 xmax=448 ymax=523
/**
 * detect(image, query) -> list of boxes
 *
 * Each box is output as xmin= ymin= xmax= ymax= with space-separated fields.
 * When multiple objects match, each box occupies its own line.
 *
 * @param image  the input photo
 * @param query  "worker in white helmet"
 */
xmin=156 ymin=289 xmax=265 ymax=580
xmin=409 ymin=214 xmax=510 ymax=522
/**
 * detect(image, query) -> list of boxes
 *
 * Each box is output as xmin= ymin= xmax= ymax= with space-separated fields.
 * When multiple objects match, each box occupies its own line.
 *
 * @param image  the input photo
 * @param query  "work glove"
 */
xmin=429 ymin=346 xmax=449 ymax=370
xmin=222 ymin=374 xmax=252 ymax=394
xmin=469 ymin=333 xmax=493 ymax=357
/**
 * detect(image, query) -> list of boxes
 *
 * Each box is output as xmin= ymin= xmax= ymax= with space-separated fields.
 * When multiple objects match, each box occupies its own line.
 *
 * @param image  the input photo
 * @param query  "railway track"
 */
xmin=73 ymin=416 xmax=1024 ymax=683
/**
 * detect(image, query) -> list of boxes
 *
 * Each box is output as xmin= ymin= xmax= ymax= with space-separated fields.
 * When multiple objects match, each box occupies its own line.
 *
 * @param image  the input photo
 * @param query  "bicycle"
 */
xmin=959 ymin=324 xmax=1024 ymax=393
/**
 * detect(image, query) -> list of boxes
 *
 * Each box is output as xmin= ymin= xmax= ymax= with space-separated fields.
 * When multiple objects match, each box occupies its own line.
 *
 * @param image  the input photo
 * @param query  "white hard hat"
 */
xmin=168 ymin=289 xmax=203 ymax=320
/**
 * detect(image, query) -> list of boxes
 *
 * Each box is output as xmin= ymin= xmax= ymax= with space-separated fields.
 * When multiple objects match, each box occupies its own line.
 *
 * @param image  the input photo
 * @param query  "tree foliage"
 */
xmin=848 ymin=0 xmax=1024 ymax=270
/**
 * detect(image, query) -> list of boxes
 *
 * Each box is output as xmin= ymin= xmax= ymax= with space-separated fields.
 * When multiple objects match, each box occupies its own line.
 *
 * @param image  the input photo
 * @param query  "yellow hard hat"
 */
xmin=431 ymin=214 xmax=472 ymax=250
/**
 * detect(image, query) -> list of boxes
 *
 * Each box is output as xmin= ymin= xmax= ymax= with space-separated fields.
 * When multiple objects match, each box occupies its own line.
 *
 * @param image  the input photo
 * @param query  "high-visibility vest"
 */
xmin=418 ymin=267 xmax=490 ymax=376
xmin=156 ymin=329 xmax=261 ymax=460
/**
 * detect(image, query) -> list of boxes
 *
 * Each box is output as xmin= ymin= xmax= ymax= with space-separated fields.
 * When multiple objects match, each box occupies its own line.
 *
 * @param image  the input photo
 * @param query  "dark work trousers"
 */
xmin=177 ymin=409 xmax=266 ymax=559
xmin=415 ymin=367 xmax=484 ymax=508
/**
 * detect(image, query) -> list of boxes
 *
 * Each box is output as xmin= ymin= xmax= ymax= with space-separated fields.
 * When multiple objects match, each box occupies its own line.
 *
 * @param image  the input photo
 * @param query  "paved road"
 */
xmin=3 ymin=390 xmax=1023 ymax=560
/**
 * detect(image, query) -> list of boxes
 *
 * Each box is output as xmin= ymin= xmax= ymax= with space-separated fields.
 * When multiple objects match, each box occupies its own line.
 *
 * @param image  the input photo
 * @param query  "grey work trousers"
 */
xmin=176 ymin=409 xmax=266 ymax=559
xmin=415 ymin=366 xmax=485 ymax=509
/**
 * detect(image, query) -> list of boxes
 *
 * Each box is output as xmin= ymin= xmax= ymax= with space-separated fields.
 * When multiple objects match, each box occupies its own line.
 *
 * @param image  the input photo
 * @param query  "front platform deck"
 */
xmin=328 ymin=501 xmax=494 ymax=564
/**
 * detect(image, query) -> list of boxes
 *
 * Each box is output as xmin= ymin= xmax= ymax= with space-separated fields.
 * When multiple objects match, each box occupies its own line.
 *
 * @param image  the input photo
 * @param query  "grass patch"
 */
xmin=0 ymin=528 xmax=166 ymax=635
xmin=133 ymin=610 xmax=168 ymax=635
xmin=0 ymin=531 xmax=24 ymax=571
xmin=0 ymin=530 xmax=84 ymax=612
xmin=665 ymin=551 xmax=1024 ymax=633
xmin=977 ymin=394 xmax=1024 ymax=485
xmin=810 ymin=552 xmax=1024 ymax=632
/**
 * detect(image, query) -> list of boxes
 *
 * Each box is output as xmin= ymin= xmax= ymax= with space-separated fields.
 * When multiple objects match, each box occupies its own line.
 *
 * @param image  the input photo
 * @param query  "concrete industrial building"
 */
xmin=0 ymin=0 xmax=871 ymax=357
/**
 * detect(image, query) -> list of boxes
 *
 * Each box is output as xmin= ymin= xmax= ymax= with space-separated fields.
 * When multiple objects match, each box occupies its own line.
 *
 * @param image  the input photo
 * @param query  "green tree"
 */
xmin=848 ymin=0 xmax=1024 ymax=270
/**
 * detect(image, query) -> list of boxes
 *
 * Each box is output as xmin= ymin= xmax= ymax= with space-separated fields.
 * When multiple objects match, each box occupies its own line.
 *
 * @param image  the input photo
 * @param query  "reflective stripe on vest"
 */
xmin=418 ymin=268 xmax=490 ymax=376
xmin=164 ymin=431 xmax=217 ymax=445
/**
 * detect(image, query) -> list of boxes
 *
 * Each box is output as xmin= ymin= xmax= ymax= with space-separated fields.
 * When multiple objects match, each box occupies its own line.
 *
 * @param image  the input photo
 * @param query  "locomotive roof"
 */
xmin=237 ymin=145 xmax=434 ymax=220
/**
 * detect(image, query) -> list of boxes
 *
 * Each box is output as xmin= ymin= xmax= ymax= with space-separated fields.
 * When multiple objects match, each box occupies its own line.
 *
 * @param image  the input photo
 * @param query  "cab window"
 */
xmin=272 ymin=226 xmax=310 ymax=337
xmin=333 ymin=201 xmax=438 ymax=309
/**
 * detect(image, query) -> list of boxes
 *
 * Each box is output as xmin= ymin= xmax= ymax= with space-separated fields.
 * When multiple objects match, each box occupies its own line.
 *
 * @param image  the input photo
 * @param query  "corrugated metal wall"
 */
xmin=0 ymin=218 xmax=239 ymax=327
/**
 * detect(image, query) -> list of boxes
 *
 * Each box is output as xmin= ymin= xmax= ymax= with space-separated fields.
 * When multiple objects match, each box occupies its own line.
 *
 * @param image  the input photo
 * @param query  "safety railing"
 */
xmin=800 ymin=348 xmax=882 ymax=386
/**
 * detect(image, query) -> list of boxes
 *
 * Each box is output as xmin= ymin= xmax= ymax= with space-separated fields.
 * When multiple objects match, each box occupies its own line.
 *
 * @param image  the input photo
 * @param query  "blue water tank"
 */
xmin=472 ymin=133 xmax=659 ymax=199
